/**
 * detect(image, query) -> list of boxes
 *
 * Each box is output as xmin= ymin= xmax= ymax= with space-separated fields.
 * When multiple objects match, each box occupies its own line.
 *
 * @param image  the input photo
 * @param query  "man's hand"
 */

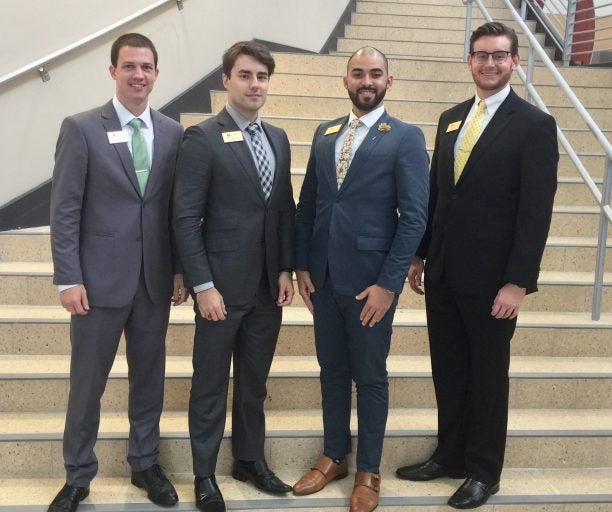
xmin=491 ymin=283 xmax=526 ymax=319
xmin=172 ymin=273 xmax=188 ymax=306
xmin=408 ymin=256 xmax=425 ymax=295
xmin=277 ymin=271 xmax=294 ymax=307
xmin=60 ymin=284 xmax=89 ymax=315
xmin=197 ymin=287 xmax=227 ymax=321
xmin=296 ymin=270 xmax=315 ymax=314
xmin=356 ymin=284 xmax=395 ymax=327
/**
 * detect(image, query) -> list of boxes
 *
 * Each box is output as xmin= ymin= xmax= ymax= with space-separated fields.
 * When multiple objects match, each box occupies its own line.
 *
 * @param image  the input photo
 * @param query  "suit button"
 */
xmin=136 ymin=236 xmax=142 ymax=241
xmin=451 ymin=194 xmax=457 ymax=200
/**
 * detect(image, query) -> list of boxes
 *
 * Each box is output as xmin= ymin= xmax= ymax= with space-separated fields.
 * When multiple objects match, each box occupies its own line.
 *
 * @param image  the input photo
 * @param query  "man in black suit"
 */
xmin=173 ymin=41 xmax=295 ymax=512
xmin=396 ymin=22 xmax=558 ymax=508
xmin=49 ymin=33 xmax=185 ymax=512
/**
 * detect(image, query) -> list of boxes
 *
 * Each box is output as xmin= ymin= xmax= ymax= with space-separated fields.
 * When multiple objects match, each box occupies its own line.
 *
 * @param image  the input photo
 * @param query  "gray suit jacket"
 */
xmin=173 ymin=107 xmax=295 ymax=306
xmin=50 ymin=100 xmax=183 ymax=307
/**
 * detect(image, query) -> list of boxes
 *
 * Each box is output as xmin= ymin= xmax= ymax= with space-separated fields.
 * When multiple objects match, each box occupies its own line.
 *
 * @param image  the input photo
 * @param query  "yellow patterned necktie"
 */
xmin=336 ymin=118 xmax=361 ymax=189
xmin=454 ymin=100 xmax=486 ymax=183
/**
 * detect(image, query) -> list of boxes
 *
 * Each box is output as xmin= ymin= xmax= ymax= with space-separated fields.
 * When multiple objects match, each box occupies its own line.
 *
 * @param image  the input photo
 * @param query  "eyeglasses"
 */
xmin=470 ymin=51 xmax=512 ymax=64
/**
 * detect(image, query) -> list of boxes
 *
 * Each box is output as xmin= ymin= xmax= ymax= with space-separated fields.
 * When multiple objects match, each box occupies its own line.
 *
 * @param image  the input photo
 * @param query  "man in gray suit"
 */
xmin=49 ymin=33 xmax=186 ymax=512
xmin=173 ymin=41 xmax=295 ymax=512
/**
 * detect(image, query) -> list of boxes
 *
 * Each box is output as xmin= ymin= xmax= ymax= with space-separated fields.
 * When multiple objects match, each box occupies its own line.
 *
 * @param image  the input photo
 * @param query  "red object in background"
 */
xmin=572 ymin=0 xmax=595 ymax=64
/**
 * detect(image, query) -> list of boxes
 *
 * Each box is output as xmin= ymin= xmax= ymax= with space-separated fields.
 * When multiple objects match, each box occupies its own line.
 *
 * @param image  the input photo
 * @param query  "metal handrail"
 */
xmin=0 ymin=0 xmax=181 ymax=87
xmin=466 ymin=0 xmax=612 ymax=319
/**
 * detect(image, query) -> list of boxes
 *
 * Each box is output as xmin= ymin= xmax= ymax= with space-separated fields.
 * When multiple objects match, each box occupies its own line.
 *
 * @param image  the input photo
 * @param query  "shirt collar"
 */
xmin=112 ymin=96 xmax=153 ymax=129
xmin=348 ymin=104 xmax=386 ymax=128
xmin=476 ymin=84 xmax=510 ymax=117
xmin=226 ymin=103 xmax=262 ymax=131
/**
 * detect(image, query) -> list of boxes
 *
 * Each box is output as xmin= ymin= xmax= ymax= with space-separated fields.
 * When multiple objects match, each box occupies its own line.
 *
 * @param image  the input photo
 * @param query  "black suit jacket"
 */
xmin=173 ymin=107 xmax=295 ymax=305
xmin=418 ymin=88 xmax=558 ymax=296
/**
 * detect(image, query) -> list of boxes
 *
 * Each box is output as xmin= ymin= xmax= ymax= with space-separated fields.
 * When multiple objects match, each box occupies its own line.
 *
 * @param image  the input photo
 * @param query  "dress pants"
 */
xmin=311 ymin=277 xmax=398 ymax=473
xmin=425 ymin=279 xmax=516 ymax=485
xmin=189 ymin=274 xmax=282 ymax=477
xmin=63 ymin=274 xmax=170 ymax=487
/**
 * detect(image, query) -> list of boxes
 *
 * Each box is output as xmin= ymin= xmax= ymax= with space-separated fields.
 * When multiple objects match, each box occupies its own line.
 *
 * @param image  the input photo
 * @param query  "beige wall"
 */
xmin=0 ymin=0 xmax=349 ymax=208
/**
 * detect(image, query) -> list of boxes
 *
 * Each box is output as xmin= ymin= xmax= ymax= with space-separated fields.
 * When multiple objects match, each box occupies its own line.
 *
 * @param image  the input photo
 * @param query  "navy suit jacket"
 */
xmin=418 ymin=88 xmax=559 ymax=295
xmin=295 ymin=111 xmax=429 ymax=295
xmin=50 ymin=100 xmax=183 ymax=307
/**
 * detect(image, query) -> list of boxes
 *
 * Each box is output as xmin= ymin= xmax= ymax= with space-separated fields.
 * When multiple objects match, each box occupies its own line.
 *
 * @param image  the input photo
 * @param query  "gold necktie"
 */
xmin=454 ymin=100 xmax=486 ymax=183
xmin=336 ymin=118 xmax=361 ymax=189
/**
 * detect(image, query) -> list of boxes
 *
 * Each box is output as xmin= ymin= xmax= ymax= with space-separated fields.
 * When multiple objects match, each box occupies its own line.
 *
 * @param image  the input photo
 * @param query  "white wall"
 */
xmin=0 ymin=0 xmax=349 ymax=207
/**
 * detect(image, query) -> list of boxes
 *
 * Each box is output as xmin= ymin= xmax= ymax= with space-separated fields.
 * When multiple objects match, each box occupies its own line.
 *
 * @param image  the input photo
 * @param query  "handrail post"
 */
xmin=520 ymin=0 xmax=527 ymax=19
xmin=563 ymin=0 xmax=577 ymax=66
xmin=592 ymin=156 xmax=612 ymax=320
xmin=525 ymin=45 xmax=535 ymax=102
xmin=464 ymin=0 xmax=474 ymax=60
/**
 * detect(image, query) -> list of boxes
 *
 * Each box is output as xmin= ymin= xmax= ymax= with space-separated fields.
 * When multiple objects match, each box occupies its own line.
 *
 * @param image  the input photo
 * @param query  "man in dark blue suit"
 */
xmin=292 ymin=47 xmax=429 ymax=512
xmin=396 ymin=22 xmax=558 ymax=509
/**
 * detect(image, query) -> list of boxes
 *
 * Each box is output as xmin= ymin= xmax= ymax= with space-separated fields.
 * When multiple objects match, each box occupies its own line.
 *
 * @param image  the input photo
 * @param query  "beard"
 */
xmin=348 ymin=87 xmax=387 ymax=113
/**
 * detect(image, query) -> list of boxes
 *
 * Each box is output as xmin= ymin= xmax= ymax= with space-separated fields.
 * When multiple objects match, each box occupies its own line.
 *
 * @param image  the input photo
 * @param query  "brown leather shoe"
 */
xmin=350 ymin=472 xmax=380 ymax=512
xmin=292 ymin=456 xmax=348 ymax=495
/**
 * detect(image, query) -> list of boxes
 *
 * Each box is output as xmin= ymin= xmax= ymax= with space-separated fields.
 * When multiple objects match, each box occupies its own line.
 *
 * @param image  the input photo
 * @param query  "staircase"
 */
xmin=2 ymin=0 xmax=612 ymax=510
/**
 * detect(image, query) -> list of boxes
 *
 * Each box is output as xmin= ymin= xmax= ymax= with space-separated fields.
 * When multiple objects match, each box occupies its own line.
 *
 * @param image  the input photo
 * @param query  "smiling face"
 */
xmin=222 ymin=54 xmax=270 ymax=121
xmin=109 ymin=45 xmax=158 ymax=115
xmin=344 ymin=49 xmax=393 ymax=117
xmin=468 ymin=35 xmax=519 ymax=98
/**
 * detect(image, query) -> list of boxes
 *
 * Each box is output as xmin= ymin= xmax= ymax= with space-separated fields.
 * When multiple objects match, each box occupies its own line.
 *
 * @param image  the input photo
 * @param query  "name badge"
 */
xmin=446 ymin=121 xmax=462 ymax=133
xmin=325 ymin=124 xmax=342 ymax=136
xmin=107 ymin=130 xmax=130 ymax=144
xmin=222 ymin=131 xmax=244 ymax=143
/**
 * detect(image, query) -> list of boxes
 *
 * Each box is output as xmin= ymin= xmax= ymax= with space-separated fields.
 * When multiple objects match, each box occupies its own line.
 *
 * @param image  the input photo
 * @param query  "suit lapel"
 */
xmin=339 ymin=113 xmax=387 ymax=193
xmin=217 ymin=108 xmax=266 ymax=203
xmin=146 ymin=110 xmax=166 ymax=198
xmin=321 ymin=116 xmax=348 ymax=192
xmin=100 ymin=101 xmax=141 ymax=197
xmin=457 ymin=90 xmax=517 ymax=185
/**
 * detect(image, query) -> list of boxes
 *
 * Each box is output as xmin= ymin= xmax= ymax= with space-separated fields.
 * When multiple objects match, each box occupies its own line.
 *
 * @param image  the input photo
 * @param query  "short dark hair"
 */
xmin=347 ymin=46 xmax=389 ymax=73
xmin=469 ymin=22 xmax=519 ymax=56
xmin=111 ymin=33 xmax=158 ymax=67
xmin=222 ymin=41 xmax=275 ymax=77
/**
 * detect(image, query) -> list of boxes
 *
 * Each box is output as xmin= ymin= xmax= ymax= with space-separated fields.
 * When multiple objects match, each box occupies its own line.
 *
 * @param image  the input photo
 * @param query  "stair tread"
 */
xmin=2 ymin=354 xmax=612 ymax=379
xmin=0 ymin=305 xmax=611 ymax=327
xmin=2 ymin=408 xmax=612 ymax=439
xmin=2 ymin=468 xmax=612 ymax=509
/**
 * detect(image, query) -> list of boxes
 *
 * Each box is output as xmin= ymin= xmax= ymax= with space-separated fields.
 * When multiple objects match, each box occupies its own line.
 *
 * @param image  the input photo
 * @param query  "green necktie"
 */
xmin=129 ymin=118 xmax=150 ymax=194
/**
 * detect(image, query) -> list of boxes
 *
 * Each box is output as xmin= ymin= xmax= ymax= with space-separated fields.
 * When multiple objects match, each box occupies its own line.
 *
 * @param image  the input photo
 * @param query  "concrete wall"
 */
xmin=0 ymin=0 xmax=349 ymax=207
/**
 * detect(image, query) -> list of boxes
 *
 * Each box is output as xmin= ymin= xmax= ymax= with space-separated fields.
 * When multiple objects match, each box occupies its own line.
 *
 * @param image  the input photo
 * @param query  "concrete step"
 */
xmin=2 ymin=408 xmax=612 ymax=478
xmin=210 ymin=92 xmax=612 ymax=130
xmin=271 ymin=52 xmax=612 ymax=88
xmin=336 ymin=37 xmax=555 ymax=61
xmin=355 ymin=0 xmax=513 ymax=19
xmin=1 ymin=354 xmax=611 ymax=412
xmin=2 ymin=261 xmax=611 ymax=311
xmin=2 ymin=468 xmax=612 ymax=511
xmin=0 ymin=305 xmax=611 ymax=358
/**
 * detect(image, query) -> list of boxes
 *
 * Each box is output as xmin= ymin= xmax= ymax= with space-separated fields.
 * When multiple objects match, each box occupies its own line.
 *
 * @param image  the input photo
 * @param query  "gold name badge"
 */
xmin=222 ymin=131 xmax=244 ymax=143
xmin=446 ymin=121 xmax=462 ymax=133
xmin=325 ymin=124 xmax=342 ymax=136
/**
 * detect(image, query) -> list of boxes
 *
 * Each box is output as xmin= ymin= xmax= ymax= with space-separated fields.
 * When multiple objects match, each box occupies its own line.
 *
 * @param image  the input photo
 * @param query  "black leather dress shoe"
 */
xmin=195 ymin=476 xmax=225 ymax=512
xmin=131 ymin=464 xmax=178 ymax=507
xmin=396 ymin=458 xmax=466 ymax=481
xmin=448 ymin=478 xmax=500 ymax=509
xmin=47 ymin=484 xmax=89 ymax=512
xmin=232 ymin=459 xmax=292 ymax=494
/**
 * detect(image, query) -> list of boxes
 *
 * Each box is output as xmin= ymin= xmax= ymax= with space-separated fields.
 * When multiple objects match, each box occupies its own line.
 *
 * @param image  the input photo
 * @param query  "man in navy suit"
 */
xmin=49 ymin=33 xmax=186 ymax=512
xmin=292 ymin=47 xmax=429 ymax=512
xmin=396 ymin=22 xmax=558 ymax=509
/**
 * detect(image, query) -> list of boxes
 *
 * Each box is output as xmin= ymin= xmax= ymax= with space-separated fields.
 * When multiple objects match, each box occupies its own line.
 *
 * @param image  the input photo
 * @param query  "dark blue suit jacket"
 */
xmin=295 ymin=111 xmax=429 ymax=295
